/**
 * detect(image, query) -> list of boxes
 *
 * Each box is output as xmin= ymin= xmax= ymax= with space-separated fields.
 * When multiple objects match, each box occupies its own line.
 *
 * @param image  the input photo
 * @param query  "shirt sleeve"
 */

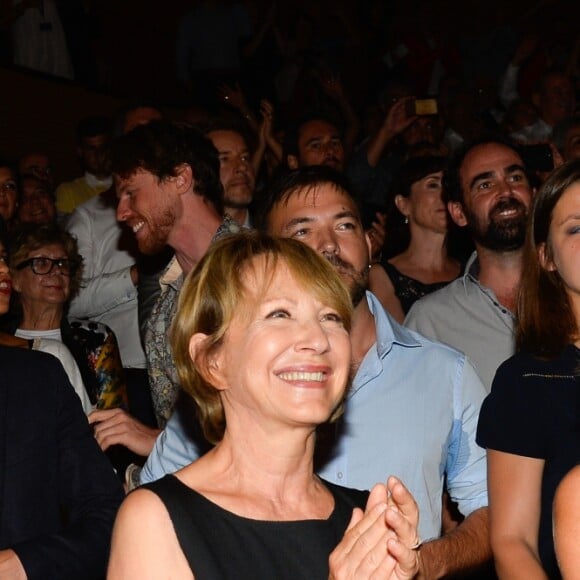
xmin=34 ymin=338 xmax=94 ymax=415
xmin=67 ymin=208 xmax=137 ymax=319
xmin=477 ymin=357 xmax=552 ymax=459
xmin=141 ymin=398 xmax=211 ymax=485
xmin=445 ymin=356 xmax=489 ymax=516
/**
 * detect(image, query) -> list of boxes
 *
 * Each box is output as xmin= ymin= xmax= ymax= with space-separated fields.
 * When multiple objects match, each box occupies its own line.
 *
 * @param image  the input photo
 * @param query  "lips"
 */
xmin=323 ymin=157 xmax=341 ymax=169
xmin=0 ymin=278 xmax=11 ymax=295
xmin=490 ymin=198 xmax=526 ymax=221
xmin=277 ymin=371 xmax=326 ymax=382
xmin=275 ymin=365 xmax=331 ymax=387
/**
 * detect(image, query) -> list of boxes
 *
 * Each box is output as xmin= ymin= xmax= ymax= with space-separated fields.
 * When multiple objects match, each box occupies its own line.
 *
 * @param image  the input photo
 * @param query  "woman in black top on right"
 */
xmin=477 ymin=159 xmax=580 ymax=579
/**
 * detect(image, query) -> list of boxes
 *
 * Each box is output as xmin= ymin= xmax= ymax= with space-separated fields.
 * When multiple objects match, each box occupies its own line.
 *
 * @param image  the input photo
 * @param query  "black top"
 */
xmin=381 ymin=261 xmax=454 ymax=314
xmin=143 ymin=474 xmax=369 ymax=580
xmin=477 ymin=345 xmax=580 ymax=579
xmin=0 ymin=346 xmax=123 ymax=580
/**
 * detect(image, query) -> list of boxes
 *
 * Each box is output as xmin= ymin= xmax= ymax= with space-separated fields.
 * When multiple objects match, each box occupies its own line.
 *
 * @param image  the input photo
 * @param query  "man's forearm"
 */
xmin=419 ymin=507 xmax=491 ymax=579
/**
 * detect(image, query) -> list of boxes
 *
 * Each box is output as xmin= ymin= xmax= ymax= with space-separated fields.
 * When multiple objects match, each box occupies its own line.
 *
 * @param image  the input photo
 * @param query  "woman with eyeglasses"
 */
xmin=2 ymin=223 xmax=127 ymax=413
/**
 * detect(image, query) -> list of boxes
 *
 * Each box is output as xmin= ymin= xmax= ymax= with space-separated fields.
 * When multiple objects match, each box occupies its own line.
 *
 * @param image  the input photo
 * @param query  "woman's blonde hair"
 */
xmin=171 ymin=230 xmax=353 ymax=444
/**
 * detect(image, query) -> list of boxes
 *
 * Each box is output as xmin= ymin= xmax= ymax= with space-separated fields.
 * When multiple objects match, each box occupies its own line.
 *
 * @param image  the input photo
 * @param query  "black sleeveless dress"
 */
xmin=381 ymin=260 xmax=455 ymax=314
xmin=143 ymin=475 xmax=369 ymax=580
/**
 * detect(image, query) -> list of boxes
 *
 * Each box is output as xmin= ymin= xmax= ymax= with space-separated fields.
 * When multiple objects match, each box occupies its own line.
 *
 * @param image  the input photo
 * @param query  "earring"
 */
xmin=404 ymin=216 xmax=409 ymax=224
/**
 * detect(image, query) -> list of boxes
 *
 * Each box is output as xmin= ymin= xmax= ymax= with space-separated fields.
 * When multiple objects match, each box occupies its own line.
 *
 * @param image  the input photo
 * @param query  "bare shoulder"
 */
xmin=109 ymin=488 xmax=193 ymax=579
xmin=368 ymin=263 xmax=405 ymax=322
xmin=555 ymin=465 xmax=580 ymax=510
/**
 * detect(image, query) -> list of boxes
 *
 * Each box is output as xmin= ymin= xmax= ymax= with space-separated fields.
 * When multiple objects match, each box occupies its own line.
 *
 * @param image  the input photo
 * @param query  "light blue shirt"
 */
xmin=141 ymin=293 xmax=488 ymax=540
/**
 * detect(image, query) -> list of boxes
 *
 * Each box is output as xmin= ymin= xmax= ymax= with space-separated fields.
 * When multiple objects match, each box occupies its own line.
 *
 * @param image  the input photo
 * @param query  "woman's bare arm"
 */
xmin=487 ymin=449 xmax=548 ymax=579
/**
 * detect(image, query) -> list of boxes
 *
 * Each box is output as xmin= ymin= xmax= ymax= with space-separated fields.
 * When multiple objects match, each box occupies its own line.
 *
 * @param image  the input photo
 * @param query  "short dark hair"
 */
xmin=257 ymin=165 xmax=359 ymax=231
xmin=385 ymin=155 xmax=448 ymax=257
xmin=76 ymin=115 xmax=112 ymax=142
xmin=0 ymin=217 xmax=7 ymax=250
xmin=111 ymin=120 xmax=224 ymax=215
xmin=198 ymin=118 xmax=254 ymax=153
xmin=284 ymin=113 xmax=344 ymax=160
xmin=444 ymin=135 xmax=529 ymax=204
xmin=516 ymin=159 xmax=580 ymax=358
xmin=111 ymin=100 xmax=163 ymax=138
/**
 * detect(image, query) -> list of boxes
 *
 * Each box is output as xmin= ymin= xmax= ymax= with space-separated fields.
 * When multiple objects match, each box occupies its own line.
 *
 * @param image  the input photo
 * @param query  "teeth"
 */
xmin=132 ymin=221 xmax=144 ymax=233
xmin=0 ymin=281 xmax=10 ymax=289
xmin=278 ymin=371 xmax=325 ymax=382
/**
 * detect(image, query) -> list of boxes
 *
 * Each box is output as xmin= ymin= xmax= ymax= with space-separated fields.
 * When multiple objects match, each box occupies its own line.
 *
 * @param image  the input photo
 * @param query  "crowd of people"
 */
xmin=1 ymin=1 xmax=580 ymax=579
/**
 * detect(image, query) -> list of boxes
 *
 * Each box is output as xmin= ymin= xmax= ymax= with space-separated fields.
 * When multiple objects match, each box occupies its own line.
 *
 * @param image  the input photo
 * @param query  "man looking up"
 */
xmin=142 ymin=166 xmax=491 ymax=578
xmin=406 ymin=138 xmax=534 ymax=390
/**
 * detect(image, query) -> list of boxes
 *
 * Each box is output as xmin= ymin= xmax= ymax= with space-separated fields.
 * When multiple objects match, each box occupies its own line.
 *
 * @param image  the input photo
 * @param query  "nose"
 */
xmin=317 ymin=229 xmax=339 ymax=256
xmin=235 ymin=156 xmax=250 ymax=175
xmin=295 ymin=318 xmax=331 ymax=354
xmin=323 ymin=141 xmax=338 ymax=156
xmin=116 ymin=196 xmax=130 ymax=222
xmin=0 ymin=257 xmax=9 ymax=274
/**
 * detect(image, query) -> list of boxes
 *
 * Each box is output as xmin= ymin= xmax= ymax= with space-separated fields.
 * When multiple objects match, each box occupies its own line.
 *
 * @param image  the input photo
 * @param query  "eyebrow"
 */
xmin=304 ymin=133 xmax=341 ymax=145
xmin=469 ymin=164 xmax=525 ymax=190
xmin=281 ymin=216 xmax=315 ymax=232
xmin=557 ymin=213 xmax=580 ymax=226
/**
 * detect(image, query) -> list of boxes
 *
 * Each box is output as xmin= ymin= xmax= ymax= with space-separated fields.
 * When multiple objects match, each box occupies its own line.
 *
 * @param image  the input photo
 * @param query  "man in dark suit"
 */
xmin=0 ymin=345 xmax=124 ymax=579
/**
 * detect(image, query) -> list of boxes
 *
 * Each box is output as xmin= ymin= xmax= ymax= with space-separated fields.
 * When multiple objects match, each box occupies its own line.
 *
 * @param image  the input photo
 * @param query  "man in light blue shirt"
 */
xmin=142 ymin=166 xmax=490 ymax=577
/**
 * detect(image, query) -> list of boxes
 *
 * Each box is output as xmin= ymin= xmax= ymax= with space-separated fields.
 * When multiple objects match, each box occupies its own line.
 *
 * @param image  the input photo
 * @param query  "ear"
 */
xmin=174 ymin=163 xmax=193 ymax=195
xmin=538 ymin=242 xmax=556 ymax=271
xmin=447 ymin=200 xmax=468 ymax=227
xmin=189 ymin=332 xmax=227 ymax=391
xmin=287 ymin=155 xmax=299 ymax=170
xmin=394 ymin=194 xmax=410 ymax=218
xmin=364 ymin=231 xmax=372 ymax=262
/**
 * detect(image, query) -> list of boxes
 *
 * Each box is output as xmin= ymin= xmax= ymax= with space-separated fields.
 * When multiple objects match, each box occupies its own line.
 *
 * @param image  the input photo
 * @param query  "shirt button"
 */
xmin=337 ymin=472 xmax=343 ymax=479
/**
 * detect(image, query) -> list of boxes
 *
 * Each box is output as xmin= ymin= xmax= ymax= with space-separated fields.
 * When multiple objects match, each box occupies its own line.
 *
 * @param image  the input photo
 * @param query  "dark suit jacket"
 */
xmin=0 ymin=346 xmax=124 ymax=579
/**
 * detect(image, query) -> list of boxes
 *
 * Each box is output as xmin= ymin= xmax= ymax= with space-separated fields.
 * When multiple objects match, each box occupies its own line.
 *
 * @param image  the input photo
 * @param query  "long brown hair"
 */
xmin=516 ymin=160 xmax=580 ymax=357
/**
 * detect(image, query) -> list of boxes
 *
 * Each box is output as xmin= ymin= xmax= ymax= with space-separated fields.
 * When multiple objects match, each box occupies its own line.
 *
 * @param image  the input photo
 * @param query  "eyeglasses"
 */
xmin=16 ymin=257 xmax=78 ymax=276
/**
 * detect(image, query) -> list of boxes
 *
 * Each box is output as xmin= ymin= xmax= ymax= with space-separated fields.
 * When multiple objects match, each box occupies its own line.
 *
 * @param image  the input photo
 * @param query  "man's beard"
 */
xmin=323 ymin=253 xmax=368 ymax=308
xmin=466 ymin=197 xmax=528 ymax=252
xmin=138 ymin=208 xmax=175 ymax=255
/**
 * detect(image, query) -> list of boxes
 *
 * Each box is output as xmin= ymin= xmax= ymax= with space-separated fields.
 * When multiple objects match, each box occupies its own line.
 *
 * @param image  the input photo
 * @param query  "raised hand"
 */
xmin=329 ymin=477 xmax=420 ymax=579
